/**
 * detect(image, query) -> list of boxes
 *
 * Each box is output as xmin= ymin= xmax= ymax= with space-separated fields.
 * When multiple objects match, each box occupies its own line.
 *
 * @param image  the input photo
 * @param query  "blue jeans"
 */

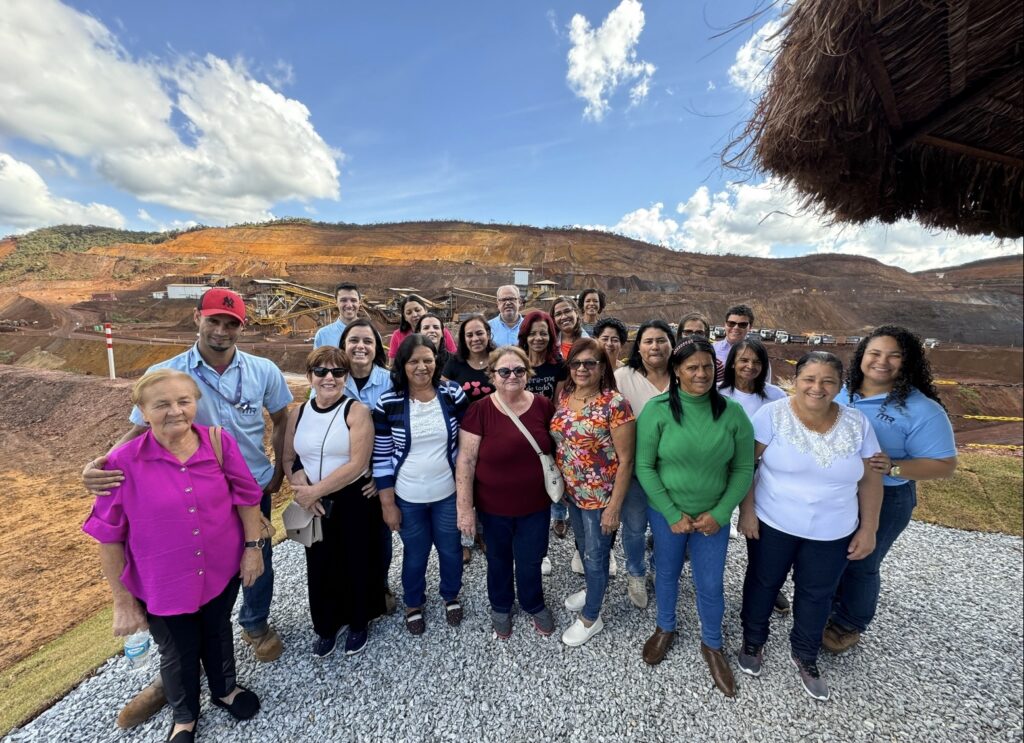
xmin=396 ymin=493 xmax=463 ymax=608
xmin=741 ymin=520 xmax=851 ymax=664
xmin=831 ymin=481 xmax=917 ymax=632
xmin=621 ymin=477 xmax=650 ymax=578
xmin=551 ymin=500 xmax=568 ymax=521
xmin=477 ymin=508 xmax=549 ymax=615
xmin=648 ymin=507 xmax=730 ymax=648
xmin=238 ymin=491 xmax=274 ymax=633
xmin=566 ymin=501 xmax=614 ymax=622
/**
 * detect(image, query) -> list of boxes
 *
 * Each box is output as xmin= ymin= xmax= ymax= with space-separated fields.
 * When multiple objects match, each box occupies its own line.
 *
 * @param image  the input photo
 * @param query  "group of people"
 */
xmin=81 ymin=284 xmax=956 ymax=740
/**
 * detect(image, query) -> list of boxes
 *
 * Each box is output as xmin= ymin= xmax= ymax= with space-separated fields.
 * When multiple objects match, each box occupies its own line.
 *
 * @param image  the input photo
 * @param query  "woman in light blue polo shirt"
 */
xmin=824 ymin=326 xmax=956 ymax=654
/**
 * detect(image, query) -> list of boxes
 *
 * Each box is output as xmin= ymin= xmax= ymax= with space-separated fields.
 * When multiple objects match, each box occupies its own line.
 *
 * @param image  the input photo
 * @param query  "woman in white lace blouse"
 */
xmin=736 ymin=351 xmax=883 ymax=701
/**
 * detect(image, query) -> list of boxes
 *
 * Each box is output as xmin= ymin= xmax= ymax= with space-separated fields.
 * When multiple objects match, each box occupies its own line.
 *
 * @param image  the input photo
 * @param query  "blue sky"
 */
xmin=0 ymin=0 xmax=1020 ymax=270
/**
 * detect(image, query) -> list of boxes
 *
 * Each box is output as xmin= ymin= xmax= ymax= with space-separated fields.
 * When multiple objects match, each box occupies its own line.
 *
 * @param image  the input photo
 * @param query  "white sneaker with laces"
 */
xmin=564 ymin=589 xmax=586 ymax=612
xmin=561 ymin=615 xmax=604 ymax=647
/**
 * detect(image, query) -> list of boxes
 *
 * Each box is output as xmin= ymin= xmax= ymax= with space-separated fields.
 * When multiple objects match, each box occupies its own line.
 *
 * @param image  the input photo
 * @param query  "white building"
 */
xmin=166 ymin=284 xmax=211 ymax=300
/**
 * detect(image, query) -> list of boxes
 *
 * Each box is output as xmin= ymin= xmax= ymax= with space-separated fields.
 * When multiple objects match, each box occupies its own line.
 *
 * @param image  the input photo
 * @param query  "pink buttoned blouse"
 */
xmin=83 ymin=426 xmax=263 ymax=616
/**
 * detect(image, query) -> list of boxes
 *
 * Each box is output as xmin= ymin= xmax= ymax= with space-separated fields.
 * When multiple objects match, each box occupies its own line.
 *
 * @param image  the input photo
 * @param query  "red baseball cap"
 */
xmin=197 ymin=288 xmax=246 ymax=323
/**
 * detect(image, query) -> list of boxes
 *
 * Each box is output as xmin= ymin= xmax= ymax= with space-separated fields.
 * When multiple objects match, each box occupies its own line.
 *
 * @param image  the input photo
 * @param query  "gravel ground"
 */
xmin=5 ymin=519 xmax=1022 ymax=743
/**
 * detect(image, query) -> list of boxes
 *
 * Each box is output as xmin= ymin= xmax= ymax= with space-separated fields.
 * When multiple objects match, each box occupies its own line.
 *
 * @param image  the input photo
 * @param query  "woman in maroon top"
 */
xmin=456 ymin=345 xmax=556 ymax=639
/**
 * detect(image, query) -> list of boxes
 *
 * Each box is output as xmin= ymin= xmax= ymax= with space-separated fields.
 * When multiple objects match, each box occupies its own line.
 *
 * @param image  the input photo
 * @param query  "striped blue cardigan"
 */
xmin=371 ymin=381 xmax=469 ymax=491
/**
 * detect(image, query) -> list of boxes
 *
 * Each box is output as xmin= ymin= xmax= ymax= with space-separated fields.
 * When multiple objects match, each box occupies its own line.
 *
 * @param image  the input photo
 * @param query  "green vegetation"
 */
xmin=0 ymin=225 xmax=182 ymax=282
xmin=956 ymin=386 xmax=984 ymax=415
xmin=916 ymin=452 xmax=1023 ymax=536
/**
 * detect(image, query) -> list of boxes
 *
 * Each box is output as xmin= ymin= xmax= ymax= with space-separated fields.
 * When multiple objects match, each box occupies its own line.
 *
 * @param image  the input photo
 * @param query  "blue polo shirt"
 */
xmin=129 ymin=345 xmax=293 ymax=487
xmin=835 ymin=386 xmax=956 ymax=486
xmin=488 ymin=315 xmax=523 ymax=347
xmin=344 ymin=365 xmax=394 ymax=410
xmin=313 ymin=319 xmax=348 ymax=349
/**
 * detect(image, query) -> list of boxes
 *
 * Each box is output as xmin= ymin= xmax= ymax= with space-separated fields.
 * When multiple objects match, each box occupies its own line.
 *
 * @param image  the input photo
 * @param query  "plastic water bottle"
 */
xmin=124 ymin=630 xmax=153 ymax=671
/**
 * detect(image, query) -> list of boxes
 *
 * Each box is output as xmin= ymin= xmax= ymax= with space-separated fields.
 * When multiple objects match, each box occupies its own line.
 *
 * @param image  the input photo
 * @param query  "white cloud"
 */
xmin=583 ymin=180 xmax=1024 ymax=271
xmin=265 ymin=59 xmax=295 ymax=89
xmin=566 ymin=0 xmax=655 ymax=121
xmin=137 ymin=207 xmax=198 ymax=233
xmin=706 ymin=80 xmax=716 ymax=91
xmin=0 ymin=0 xmax=340 ymax=224
xmin=728 ymin=18 xmax=783 ymax=95
xmin=0 ymin=153 xmax=125 ymax=232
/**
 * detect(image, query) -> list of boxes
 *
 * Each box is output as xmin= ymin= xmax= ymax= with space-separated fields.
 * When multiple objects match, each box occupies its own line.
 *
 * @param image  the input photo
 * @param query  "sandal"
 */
xmin=405 ymin=608 xmax=425 ymax=635
xmin=444 ymin=599 xmax=464 ymax=627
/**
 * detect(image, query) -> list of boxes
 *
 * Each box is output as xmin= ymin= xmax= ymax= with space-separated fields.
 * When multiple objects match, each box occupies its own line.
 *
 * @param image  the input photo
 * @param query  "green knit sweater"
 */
xmin=635 ymin=390 xmax=755 ymax=527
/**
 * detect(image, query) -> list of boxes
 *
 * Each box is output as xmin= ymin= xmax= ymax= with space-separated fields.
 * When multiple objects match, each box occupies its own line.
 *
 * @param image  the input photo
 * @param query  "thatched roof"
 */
xmin=734 ymin=0 xmax=1023 ymax=239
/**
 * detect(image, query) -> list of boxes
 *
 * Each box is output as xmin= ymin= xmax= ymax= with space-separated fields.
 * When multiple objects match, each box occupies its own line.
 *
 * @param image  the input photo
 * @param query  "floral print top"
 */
xmin=550 ymin=389 xmax=635 ymax=509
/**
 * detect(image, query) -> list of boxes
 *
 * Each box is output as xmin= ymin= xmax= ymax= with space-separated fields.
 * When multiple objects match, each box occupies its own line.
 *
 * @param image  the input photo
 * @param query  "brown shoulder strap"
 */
xmin=209 ymin=425 xmax=224 ymax=468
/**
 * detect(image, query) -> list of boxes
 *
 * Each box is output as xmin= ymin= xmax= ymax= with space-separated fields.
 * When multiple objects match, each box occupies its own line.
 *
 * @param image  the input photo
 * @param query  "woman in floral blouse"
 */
xmin=550 ymin=338 xmax=635 ymax=647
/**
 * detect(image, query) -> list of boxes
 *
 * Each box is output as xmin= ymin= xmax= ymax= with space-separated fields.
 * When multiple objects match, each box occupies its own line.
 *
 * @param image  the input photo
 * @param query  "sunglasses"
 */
xmin=311 ymin=367 xmax=346 ymax=378
xmin=495 ymin=366 xmax=528 ymax=379
xmin=569 ymin=359 xmax=600 ymax=370
xmin=725 ymin=320 xmax=750 ymax=329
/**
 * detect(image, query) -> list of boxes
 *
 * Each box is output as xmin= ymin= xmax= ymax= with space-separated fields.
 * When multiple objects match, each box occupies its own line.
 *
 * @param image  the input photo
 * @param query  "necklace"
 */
xmin=572 ymin=390 xmax=599 ymax=403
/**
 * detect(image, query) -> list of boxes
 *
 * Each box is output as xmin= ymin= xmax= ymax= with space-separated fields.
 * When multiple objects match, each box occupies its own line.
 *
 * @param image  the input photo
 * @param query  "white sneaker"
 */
xmin=561 ymin=615 xmax=604 ymax=647
xmin=627 ymin=575 xmax=648 ymax=609
xmin=564 ymin=589 xmax=586 ymax=612
xmin=571 ymin=550 xmax=584 ymax=575
xmin=609 ymin=553 xmax=618 ymax=576
xmin=541 ymin=556 xmax=552 ymax=575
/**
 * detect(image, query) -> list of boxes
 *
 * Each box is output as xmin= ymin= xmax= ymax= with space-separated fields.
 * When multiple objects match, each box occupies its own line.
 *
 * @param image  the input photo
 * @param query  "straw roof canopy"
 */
xmin=735 ymin=0 xmax=1023 ymax=238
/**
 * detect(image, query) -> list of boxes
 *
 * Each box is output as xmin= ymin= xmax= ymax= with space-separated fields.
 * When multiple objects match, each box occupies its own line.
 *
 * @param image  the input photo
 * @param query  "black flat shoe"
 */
xmin=211 ymin=685 xmax=260 ymax=721
xmin=166 ymin=722 xmax=195 ymax=742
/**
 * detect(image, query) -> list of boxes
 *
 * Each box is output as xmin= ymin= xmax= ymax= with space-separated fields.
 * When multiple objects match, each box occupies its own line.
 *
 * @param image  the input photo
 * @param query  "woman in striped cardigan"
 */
xmin=372 ymin=334 xmax=470 ymax=635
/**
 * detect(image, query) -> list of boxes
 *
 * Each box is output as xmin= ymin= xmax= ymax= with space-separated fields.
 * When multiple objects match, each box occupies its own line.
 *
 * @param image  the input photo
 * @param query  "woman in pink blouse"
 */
xmin=550 ymin=338 xmax=635 ymax=647
xmin=83 ymin=370 xmax=266 ymax=743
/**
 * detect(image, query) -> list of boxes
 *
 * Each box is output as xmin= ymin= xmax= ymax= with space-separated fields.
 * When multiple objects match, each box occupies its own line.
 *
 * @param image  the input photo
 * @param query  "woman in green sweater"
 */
xmin=635 ymin=337 xmax=754 ymax=697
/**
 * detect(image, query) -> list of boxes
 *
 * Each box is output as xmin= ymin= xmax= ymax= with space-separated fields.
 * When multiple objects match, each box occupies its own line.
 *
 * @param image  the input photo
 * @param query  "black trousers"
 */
xmin=147 ymin=577 xmax=241 ymax=723
xmin=306 ymin=475 xmax=386 ymax=638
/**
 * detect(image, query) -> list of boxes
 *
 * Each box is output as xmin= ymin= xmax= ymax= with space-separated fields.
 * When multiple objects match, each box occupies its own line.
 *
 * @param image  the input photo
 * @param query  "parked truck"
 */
xmin=775 ymin=330 xmax=790 ymax=344
xmin=759 ymin=328 xmax=776 ymax=341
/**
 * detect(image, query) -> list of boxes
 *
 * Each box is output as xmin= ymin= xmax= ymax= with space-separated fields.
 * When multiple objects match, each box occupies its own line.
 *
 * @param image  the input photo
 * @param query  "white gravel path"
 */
xmin=5 ymin=520 xmax=1022 ymax=743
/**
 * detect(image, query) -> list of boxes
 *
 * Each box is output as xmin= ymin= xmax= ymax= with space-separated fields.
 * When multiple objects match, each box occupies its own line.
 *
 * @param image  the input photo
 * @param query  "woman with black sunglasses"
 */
xmin=456 ymin=346 xmax=557 ymax=639
xmin=283 ymin=346 xmax=385 ymax=658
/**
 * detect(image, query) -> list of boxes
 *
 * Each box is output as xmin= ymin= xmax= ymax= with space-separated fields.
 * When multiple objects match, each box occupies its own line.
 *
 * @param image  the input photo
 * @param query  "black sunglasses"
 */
xmin=569 ymin=359 xmax=600 ymax=370
xmin=725 ymin=320 xmax=750 ymax=329
xmin=495 ymin=366 xmax=528 ymax=379
xmin=311 ymin=367 xmax=346 ymax=378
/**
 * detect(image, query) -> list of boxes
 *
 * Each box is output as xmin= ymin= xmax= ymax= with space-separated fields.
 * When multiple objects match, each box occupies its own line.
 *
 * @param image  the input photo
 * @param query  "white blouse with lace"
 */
xmin=751 ymin=398 xmax=880 ymax=541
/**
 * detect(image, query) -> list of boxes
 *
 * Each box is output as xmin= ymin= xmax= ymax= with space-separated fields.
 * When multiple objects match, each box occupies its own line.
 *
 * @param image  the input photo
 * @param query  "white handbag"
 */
xmin=491 ymin=394 xmax=564 ymax=503
xmin=282 ymin=501 xmax=323 ymax=547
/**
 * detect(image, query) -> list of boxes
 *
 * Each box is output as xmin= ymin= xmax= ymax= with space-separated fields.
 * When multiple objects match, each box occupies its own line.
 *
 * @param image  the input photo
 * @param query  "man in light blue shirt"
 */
xmin=82 ymin=289 xmax=293 ymax=726
xmin=487 ymin=284 xmax=523 ymax=346
xmin=313 ymin=282 xmax=361 ymax=348
xmin=712 ymin=303 xmax=770 ymax=384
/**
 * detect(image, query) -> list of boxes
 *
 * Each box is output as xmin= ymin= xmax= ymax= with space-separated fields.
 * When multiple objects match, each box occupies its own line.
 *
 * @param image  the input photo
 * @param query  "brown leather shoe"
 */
xmin=116 ymin=677 xmax=167 ymax=729
xmin=701 ymin=642 xmax=736 ymax=697
xmin=552 ymin=519 xmax=568 ymax=539
xmin=241 ymin=626 xmax=283 ymax=662
xmin=822 ymin=619 xmax=862 ymax=654
xmin=642 ymin=627 xmax=676 ymax=666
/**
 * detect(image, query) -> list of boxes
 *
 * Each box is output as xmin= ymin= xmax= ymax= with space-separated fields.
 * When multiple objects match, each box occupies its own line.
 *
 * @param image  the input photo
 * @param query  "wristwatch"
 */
xmin=244 ymin=538 xmax=266 ymax=550
xmin=889 ymin=463 xmax=902 ymax=477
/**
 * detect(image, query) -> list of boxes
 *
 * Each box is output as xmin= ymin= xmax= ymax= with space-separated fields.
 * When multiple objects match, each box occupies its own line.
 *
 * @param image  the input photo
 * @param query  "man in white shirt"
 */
xmin=487 ymin=285 xmax=523 ymax=346
xmin=313 ymin=282 xmax=361 ymax=348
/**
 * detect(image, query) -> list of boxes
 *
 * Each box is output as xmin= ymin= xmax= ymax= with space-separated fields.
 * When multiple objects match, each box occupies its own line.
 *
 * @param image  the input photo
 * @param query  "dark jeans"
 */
xmin=566 ymin=501 xmax=615 ymax=622
xmin=831 ymin=481 xmax=917 ymax=632
xmin=306 ymin=476 xmax=386 ymax=638
xmin=741 ymin=520 xmax=851 ymax=664
xmin=478 ymin=508 xmax=550 ymax=615
xmin=396 ymin=493 xmax=463 ymax=607
xmin=237 ymin=491 xmax=273 ymax=633
xmin=147 ymin=577 xmax=241 ymax=724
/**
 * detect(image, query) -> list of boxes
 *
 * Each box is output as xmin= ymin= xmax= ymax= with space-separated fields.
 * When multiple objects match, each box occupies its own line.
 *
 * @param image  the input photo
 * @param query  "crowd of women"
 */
xmin=84 ymin=287 xmax=956 ymax=739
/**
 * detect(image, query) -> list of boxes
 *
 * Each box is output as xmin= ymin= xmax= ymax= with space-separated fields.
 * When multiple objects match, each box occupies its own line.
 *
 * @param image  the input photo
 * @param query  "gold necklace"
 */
xmin=572 ymin=389 xmax=599 ymax=403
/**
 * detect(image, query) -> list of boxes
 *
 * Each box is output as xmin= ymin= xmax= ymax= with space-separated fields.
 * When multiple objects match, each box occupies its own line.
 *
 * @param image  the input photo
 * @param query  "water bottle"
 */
xmin=124 ymin=630 xmax=153 ymax=671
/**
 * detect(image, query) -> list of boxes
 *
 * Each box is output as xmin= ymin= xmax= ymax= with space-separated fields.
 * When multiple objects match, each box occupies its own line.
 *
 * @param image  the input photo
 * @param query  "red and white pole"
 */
xmin=104 ymin=323 xmax=116 ymax=379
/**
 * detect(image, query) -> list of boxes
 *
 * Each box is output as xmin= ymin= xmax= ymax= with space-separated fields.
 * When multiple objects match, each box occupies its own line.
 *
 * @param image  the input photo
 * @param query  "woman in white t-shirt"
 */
xmin=737 ymin=351 xmax=882 ymax=702
xmin=720 ymin=337 xmax=787 ymax=418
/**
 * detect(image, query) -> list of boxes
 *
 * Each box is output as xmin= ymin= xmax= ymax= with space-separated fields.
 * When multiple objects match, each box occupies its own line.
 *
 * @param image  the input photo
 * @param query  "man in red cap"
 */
xmin=82 ymin=288 xmax=293 ymax=728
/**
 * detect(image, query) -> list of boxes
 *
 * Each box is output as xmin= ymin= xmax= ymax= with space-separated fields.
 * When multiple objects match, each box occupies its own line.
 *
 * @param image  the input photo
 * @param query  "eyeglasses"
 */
xmin=497 ymin=297 xmax=519 ymax=304
xmin=725 ymin=320 xmax=750 ymax=329
xmin=495 ymin=366 xmax=528 ymax=378
xmin=311 ymin=367 xmax=346 ymax=378
xmin=680 ymin=329 xmax=706 ymax=337
xmin=569 ymin=359 xmax=600 ymax=370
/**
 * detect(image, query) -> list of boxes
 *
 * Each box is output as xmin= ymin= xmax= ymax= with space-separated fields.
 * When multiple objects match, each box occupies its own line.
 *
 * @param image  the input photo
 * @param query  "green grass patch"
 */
xmin=0 ymin=606 xmax=121 ymax=737
xmin=917 ymin=452 xmax=1023 ymax=536
xmin=0 ymin=499 xmax=290 ymax=737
